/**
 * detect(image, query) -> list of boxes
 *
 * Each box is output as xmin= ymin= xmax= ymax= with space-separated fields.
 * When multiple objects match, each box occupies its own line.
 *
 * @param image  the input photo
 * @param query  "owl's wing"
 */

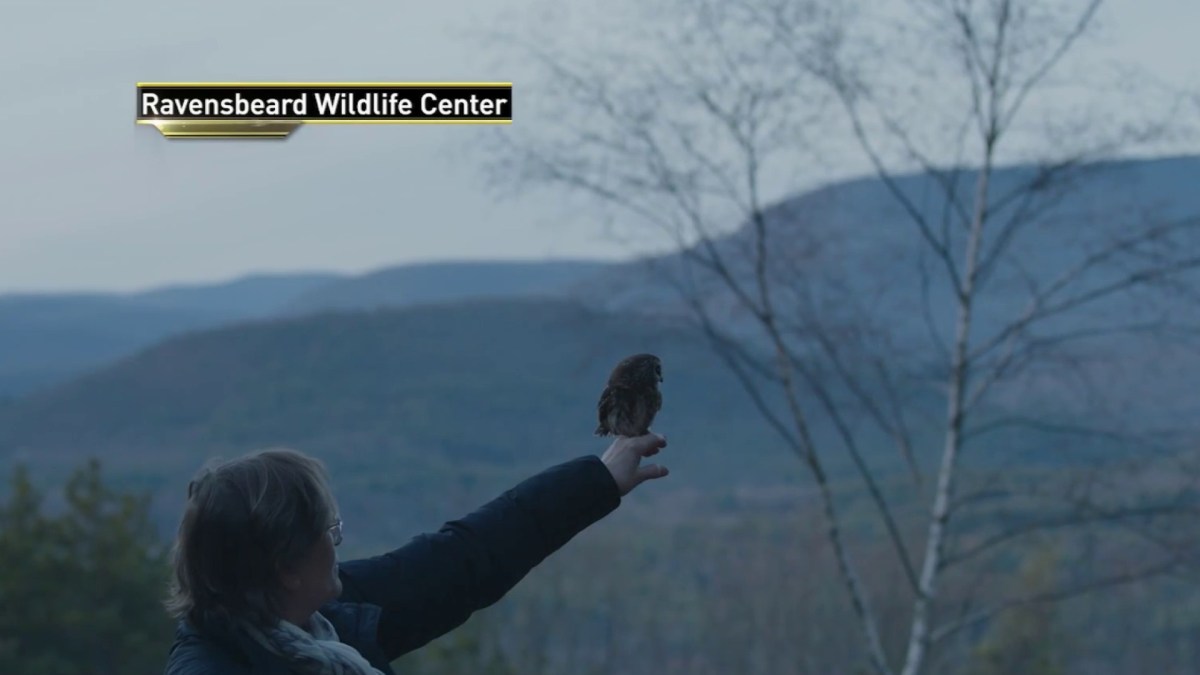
xmin=596 ymin=385 xmax=615 ymax=435
xmin=596 ymin=384 xmax=635 ymax=436
xmin=638 ymin=388 xmax=663 ymax=434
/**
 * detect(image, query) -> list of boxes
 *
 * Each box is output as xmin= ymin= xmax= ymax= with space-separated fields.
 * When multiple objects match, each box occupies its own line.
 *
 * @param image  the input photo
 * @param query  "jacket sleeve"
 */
xmin=335 ymin=454 xmax=621 ymax=661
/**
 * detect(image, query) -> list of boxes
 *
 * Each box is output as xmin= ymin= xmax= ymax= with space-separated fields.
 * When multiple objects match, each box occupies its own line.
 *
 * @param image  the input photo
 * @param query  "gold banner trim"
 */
xmin=138 ymin=121 xmax=300 ymax=138
xmin=137 ymin=119 xmax=511 ymax=138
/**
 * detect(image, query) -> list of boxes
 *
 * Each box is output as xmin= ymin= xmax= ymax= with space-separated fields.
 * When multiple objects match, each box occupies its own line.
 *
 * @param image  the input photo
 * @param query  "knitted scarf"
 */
xmin=237 ymin=611 xmax=386 ymax=675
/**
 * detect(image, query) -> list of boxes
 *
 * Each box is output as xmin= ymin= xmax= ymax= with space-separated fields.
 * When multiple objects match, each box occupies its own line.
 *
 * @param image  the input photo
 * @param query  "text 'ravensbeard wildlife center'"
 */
xmin=136 ymin=85 xmax=512 ymax=121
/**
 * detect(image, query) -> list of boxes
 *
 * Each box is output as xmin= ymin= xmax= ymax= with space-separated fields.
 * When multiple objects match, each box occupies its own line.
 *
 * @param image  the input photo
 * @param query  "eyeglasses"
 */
xmin=329 ymin=518 xmax=343 ymax=547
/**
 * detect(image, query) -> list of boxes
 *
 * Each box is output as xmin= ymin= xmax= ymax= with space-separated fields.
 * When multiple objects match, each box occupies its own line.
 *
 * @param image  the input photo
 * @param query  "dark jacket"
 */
xmin=164 ymin=455 xmax=621 ymax=674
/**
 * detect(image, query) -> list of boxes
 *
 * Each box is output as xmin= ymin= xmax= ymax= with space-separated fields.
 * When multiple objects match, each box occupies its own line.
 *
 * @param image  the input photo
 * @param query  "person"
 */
xmin=162 ymin=433 xmax=669 ymax=675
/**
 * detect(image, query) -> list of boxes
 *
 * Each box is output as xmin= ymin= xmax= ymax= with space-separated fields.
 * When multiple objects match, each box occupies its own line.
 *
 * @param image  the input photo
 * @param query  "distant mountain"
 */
xmin=575 ymin=155 xmax=1200 ymax=423
xmin=127 ymin=274 xmax=344 ymax=315
xmin=0 ymin=260 xmax=616 ymax=397
xmin=0 ymin=299 xmax=791 ymax=467
xmin=9 ymin=155 xmax=1196 ymax=402
xmin=581 ymin=155 xmax=1200 ymax=321
xmin=0 ymin=273 xmax=340 ymax=396
xmin=0 ymin=299 xmax=816 ymax=536
xmin=282 ymin=259 xmax=612 ymax=314
xmin=0 ymin=293 xmax=1127 ymax=541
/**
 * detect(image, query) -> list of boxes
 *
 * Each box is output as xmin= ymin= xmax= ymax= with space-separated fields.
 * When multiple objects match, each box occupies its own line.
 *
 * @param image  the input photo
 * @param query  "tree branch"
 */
xmin=940 ymin=503 xmax=1199 ymax=570
xmin=930 ymin=557 xmax=1180 ymax=645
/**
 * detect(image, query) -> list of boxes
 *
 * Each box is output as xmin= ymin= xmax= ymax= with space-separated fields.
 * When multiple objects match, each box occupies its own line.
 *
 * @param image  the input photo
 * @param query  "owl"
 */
xmin=595 ymin=353 xmax=663 ymax=437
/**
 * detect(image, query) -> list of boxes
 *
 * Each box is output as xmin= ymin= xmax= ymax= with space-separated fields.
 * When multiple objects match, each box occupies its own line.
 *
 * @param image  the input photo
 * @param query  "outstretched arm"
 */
xmin=335 ymin=434 xmax=667 ymax=661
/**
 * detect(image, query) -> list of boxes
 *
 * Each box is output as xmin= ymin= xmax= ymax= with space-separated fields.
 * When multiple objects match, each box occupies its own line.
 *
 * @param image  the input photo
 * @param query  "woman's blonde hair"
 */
xmin=164 ymin=448 xmax=338 ymax=629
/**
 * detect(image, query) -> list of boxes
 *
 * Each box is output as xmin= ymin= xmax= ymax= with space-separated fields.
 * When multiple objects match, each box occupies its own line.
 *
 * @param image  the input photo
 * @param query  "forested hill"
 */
xmin=0 ymin=299 xmax=812 ymax=528
xmin=0 ymin=274 xmax=339 ymax=396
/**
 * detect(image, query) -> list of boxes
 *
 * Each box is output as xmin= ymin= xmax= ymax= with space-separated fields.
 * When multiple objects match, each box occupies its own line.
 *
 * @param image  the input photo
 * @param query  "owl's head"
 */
xmin=616 ymin=353 xmax=663 ymax=386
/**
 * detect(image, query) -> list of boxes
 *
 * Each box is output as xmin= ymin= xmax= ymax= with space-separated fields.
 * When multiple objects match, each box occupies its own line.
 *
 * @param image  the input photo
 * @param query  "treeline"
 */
xmin=0 ymin=460 xmax=173 ymax=674
xmin=398 ymin=514 xmax=1200 ymax=675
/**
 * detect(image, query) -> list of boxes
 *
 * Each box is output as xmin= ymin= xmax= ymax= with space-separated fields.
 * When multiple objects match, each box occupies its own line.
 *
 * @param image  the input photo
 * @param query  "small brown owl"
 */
xmin=595 ymin=353 xmax=663 ymax=437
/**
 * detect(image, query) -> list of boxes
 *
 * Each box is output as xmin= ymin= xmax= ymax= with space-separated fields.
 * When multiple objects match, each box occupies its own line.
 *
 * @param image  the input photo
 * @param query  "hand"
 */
xmin=600 ymin=433 xmax=669 ymax=497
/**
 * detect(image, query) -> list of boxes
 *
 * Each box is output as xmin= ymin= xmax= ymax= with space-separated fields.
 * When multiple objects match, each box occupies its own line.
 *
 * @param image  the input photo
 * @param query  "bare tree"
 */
xmin=483 ymin=1 xmax=1200 ymax=673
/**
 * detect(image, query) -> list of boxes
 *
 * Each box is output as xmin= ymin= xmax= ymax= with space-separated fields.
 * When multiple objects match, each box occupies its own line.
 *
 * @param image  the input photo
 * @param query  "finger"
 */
xmin=634 ymin=433 xmax=667 ymax=456
xmin=635 ymin=463 xmax=669 ymax=483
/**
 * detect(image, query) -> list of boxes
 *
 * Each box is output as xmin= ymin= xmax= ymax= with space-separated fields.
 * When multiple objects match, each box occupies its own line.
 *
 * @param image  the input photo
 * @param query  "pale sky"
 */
xmin=0 ymin=0 xmax=1195 ymax=293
